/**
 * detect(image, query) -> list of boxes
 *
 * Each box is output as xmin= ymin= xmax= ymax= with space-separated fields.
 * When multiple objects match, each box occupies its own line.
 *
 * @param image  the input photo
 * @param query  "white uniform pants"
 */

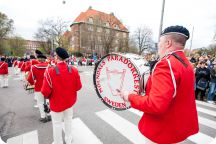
xmin=34 ymin=92 xmax=46 ymax=118
xmin=0 ymin=75 xmax=8 ymax=88
xmin=14 ymin=66 xmax=18 ymax=75
xmin=20 ymin=71 xmax=25 ymax=81
xmin=144 ymin=137 xmax=156 ymax=144
xmin=51 ymin=107 xmax=73 ymax=144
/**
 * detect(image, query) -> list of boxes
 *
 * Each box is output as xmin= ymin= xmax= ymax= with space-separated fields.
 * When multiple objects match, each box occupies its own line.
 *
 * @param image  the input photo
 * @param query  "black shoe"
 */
xmin=47 ymin=115 xmax=52 ymax=121
xmin=39 ymin=118 xmax=48 ymax=123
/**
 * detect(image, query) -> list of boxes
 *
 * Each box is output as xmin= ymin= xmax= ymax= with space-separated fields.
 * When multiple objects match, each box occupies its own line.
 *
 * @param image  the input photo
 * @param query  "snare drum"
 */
xmin=93 ymin=53 xmax=150 ymax=111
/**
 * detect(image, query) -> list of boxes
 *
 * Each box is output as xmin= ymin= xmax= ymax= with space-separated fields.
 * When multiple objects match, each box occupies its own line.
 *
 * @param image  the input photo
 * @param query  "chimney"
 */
xmin=88 ymin=6 xmax=92 ymax=10
xmin=110 ymin=12 xmax=114 ymax=16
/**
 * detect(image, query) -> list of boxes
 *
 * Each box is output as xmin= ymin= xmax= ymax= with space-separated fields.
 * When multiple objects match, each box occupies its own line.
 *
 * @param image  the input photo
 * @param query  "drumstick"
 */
xmin=116 ymin=89 xmax=120 ymax=92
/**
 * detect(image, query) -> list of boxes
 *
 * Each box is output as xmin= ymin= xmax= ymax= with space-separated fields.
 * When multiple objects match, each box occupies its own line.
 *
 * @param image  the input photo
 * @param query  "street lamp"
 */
xmin=158 ymin=0 xmax=166 ymax=42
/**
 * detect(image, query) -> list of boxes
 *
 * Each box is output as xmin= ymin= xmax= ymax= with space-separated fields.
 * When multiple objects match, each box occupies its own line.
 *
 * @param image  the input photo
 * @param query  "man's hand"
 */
xmin=116 ymin=89 xmax=130 ymax=102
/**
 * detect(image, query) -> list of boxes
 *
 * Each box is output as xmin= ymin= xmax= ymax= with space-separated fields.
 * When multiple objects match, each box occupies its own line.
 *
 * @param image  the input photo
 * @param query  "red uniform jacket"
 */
xmin=128 ymin=51 xmax=199 ymax=143
xmin=0 ymin=62 xmax=8 ymax=75
xmin=41 ymin=62 xmax=82 ymax=112
xmin=27 ymin=62 xmax=48 ymax=92
xmin=18 ymin=61 xmax=24 ymax=69
xmin=25 ymin=59 xmax=39 ymax=72
xmin=13 ymin=60 xmax=18 ymax=67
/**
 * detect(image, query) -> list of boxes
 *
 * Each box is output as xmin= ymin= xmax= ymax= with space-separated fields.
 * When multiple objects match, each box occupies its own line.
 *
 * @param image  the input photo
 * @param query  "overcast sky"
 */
xmin=0 ymin=0 xmax=216 ymax=49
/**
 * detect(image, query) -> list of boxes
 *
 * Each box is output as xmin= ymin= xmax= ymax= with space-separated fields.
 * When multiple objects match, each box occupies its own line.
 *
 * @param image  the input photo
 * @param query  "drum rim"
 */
xmin=93 ymin=53 xmax=142 ymax=111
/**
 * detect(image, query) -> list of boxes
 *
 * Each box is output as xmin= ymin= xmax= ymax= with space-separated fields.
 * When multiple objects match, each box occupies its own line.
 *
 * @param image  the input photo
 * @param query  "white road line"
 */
xmin=187 ymin=132 xmax=213 ymax=144
xmin=129 ymin=108 xmax=216 ymax=130
xmin=198 ymin=117 xmax=216 ymax=130
xmin=71 ymin=118 xmax=103 ymax=144
xmin=13 ymin=78 xmax=21 ymax=80
xmin=210 ymin=137 xmax=216 ymax=144
xmin=96 ymin=109 xmax=146 ymax=144
xmin=23 ymin=131 xmax=39 ymax=144
xmin=7 ymin=130 xmax=38 ymax=144
xmin=197 ymin=107 xmax=216 ymax=117
xmin=0 ymin=136 xmax=6 ymax=144
xmin=196 ymin=100 xmax=216 ymax=109
xmin=129 ymin=108 xmax=215 ymax=143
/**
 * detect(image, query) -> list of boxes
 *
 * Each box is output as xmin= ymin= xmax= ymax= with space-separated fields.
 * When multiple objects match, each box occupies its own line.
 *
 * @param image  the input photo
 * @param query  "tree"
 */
xmin=34 ymin=18 xmax=69 ymax=54
xmin=0 ymin=12 xmax=14 ymax=55
xmin=133 ymin=26 xmax=153 ymax=55
xmin=9 ymin=36 xmax=26 ymax=57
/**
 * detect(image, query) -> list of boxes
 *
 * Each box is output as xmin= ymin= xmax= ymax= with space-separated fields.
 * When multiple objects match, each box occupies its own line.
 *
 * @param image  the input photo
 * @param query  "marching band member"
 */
xmin=117 ymin=26 xmax=199 ymax=143
xmin=0 ymin=57 xmax=9 ymax=88
xmin=27 ymin=54 xmax=49 ymax=122
xmin=41 ymin=47 xmax=82 ymax=144
xmin=18 ymin=58 xmax=24 ymax=80
xmin=12 ymin=57 xmax=19 ymax=75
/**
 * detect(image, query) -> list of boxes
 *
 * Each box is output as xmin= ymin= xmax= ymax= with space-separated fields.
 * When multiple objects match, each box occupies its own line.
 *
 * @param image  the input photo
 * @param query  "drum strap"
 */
xmin=171 ymin=53 xmax=188 ymax=68
xmin=54 ymin=65 xmax=72 ymax=75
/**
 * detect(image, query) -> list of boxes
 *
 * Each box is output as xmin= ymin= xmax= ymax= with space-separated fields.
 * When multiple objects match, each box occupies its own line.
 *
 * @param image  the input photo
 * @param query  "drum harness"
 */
xmin=149 ymin=50 xmax=188 ymax=98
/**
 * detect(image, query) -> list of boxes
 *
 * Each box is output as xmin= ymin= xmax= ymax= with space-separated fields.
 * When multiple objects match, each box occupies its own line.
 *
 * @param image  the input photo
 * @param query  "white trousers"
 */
xmin=20 ymin=72 xmax=25 ymax=81
xmin=0 ymin=75 xmax=8 ymax=88
xmin=14 ymin=66 xmax=19 ymax=75
xmin=34 ymin=92 xmax=46 ymax=118
xmin=51 ymin=107 xmax=73 ymax=144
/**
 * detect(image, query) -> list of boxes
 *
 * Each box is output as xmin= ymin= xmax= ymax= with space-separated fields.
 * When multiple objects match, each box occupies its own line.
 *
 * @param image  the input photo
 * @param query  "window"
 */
xmin=115 ymin=25 xmax=119 ymax=30
xmin=88 ymin=26 xmax=93 ymax=31
xmin=88 ymin=17 xmax=93 ymax=24
xmin=105 ymin=22 xmax=109 ymax=27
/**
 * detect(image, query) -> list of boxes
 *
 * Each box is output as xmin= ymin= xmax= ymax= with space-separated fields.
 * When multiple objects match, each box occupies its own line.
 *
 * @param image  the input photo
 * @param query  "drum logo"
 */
xmin=94 ymin=54 xmax=141 ymax=110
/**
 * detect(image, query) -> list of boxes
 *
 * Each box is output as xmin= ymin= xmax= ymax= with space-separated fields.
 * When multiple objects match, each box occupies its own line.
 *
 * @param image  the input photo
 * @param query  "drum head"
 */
xmin=93 ymin=53 xmax=142 ymax=111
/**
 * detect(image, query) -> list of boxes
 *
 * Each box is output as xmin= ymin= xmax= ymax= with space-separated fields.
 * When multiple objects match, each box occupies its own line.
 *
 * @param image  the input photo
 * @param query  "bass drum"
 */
xmin=93 ymin=53 xmax=150 ymax=111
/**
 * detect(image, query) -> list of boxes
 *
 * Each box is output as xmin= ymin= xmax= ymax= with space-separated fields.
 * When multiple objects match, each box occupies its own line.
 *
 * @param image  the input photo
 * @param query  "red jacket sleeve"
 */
xmin=74 ymin=67 xmax=82 ymax=91
xmin=129 ymin=59 xmax=175 ymax=115
xmin=27 ymin=69 xmax=34 ymax=85
xmin=41 ymin=68 xmax=52 ymax=98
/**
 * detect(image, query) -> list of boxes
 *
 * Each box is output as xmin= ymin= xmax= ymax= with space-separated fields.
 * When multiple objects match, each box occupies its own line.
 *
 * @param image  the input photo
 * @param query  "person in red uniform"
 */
xmin=117 ymin=25 xmax=199 ymax=144
xmin=27 ymin=54 xmax=49 ymax=122
xmin=41 ymin=47 xmax=82 ymax=144
xmin=0 ymin=57 xmax=9 ymax=88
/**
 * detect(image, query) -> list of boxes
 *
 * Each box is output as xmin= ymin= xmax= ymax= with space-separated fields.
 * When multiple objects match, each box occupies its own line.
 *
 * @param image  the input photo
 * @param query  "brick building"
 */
xmin=67 ymin=7 xmax=129 ymax=57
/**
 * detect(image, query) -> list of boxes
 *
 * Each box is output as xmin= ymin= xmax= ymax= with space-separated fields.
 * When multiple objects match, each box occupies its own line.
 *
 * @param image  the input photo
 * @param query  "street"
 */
xmin=0 ymin=66 xmax=216 ymax=144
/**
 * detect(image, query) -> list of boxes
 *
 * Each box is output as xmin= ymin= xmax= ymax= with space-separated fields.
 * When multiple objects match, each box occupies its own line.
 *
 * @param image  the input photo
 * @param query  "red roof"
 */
xmin=73 ymin=8 xmax=128 ymax=32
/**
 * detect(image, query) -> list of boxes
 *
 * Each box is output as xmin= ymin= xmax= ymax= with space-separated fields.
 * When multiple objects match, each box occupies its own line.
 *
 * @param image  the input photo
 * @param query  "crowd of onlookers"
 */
xmin=189 ymin=54 xmax=216 ymax=104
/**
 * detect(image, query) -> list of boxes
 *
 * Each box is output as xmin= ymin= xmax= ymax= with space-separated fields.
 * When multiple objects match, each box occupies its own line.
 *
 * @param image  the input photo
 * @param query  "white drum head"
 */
xmin=93 ymin=53 xmax=148 ymax=111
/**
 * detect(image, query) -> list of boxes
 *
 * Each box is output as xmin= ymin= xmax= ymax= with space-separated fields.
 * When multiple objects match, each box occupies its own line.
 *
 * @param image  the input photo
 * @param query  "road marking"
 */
xmin=96 ymin=109 xmax=146 ymax=144
xmin=13 ymin=78 xmax=21 ymax=80
xmin=129 ymin=108 xmax=215 ymax=143
xmin=187 ymin=132 xmax=213 ymax=144
xmin=197 ymin=107 xmax=216 ymax=117
xmin=196 ymin=100 xmax=216 ymax=109
xmin=210 ymin=137 xmax=216 ymax=144
xmin=7 ymin=130 xmax=38 ymax=144
xmin=0 ymin=136 xmax=6 ymax=144
xmin=198 ymin=117 xmax=216 ymax=130
xmin=71 ymin=118 xmax=103 ymax=144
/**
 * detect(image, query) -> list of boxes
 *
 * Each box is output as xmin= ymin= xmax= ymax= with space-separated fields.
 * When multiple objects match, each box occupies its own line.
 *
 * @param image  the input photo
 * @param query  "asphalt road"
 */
xmin=0 ymin=66 xmax=216 ymax=144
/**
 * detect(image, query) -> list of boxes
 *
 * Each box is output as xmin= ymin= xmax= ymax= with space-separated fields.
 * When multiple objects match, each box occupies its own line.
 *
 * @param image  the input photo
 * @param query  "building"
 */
xmin=24 ymin=40 xmax=47 ymax=55
xmin=67 ymin=7 xmax=129 ymax=57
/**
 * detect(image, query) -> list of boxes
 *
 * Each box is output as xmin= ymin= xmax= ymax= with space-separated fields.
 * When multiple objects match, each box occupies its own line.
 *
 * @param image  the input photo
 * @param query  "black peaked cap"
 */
xmin=37 ymin=54 xmax=47 ymax=59
xmin=161 ymin=25 xmax=190 ymax=40
xmin=55 ymin=47 xmax=69 ymax=60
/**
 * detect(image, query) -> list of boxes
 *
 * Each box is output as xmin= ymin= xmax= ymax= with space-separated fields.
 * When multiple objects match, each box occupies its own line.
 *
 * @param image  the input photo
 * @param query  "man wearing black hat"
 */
xmin=117 ymin=26 xmax=199 ymax=143
xmin=41 ymin=47 xmax=82 ymax=144
xmin=0 ymin=57 xmax=9 ymax=88
xmin=27 ymin=54 xmax=49 ymax=122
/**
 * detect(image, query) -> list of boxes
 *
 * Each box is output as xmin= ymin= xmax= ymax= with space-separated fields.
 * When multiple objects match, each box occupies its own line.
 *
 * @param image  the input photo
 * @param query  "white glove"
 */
xmin=116 ymin=89 xmax=130 ymax=102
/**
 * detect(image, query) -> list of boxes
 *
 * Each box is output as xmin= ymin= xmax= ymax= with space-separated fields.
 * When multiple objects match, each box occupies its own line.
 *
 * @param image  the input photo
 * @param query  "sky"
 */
xmin=0 ymin=0 xmax=216 ymax=49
